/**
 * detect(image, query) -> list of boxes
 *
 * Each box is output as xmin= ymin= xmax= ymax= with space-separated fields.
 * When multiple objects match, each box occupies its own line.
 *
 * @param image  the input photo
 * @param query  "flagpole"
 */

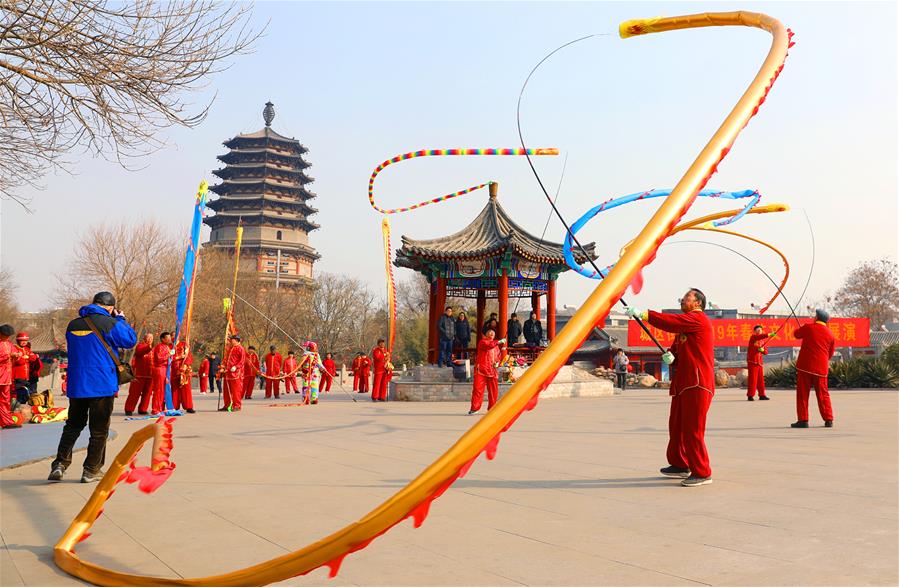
xmin=219 ymin=219 xmax=243 ymax=410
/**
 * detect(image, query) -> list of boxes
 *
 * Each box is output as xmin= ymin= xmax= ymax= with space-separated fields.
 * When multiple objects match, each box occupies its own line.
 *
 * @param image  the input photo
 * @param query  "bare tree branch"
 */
xmin=0 ymin=0 xmax=262 ymax=208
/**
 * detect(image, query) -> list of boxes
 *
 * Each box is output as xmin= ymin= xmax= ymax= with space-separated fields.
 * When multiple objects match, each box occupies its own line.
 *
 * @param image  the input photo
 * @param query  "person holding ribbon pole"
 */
xmin=626 ymin=287 xmax=715 ymax=487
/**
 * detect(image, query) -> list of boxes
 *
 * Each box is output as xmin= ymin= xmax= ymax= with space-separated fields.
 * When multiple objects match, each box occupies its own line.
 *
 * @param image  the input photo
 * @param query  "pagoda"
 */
xmin=395 ymin=182 xmax=597 ymax=363
xmin=204 ymin=102 xmax=320 ymax=286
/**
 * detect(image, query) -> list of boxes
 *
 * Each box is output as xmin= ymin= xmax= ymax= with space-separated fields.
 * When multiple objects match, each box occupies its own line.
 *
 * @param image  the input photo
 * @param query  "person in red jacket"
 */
xmin=243 ymin=345 xmax=260 ymax=399
xmin=746 ymin=325 xmax=775 ymax=401
xmin=149 ymin=332 xmax=174 ymax=414
xmin=628 ymin=288 xmax=715 ymax=487
xmin=371 ymin=339 xmax=391 ymax=402
xmin=0 ymin=324 xmax=23 ymax=428
xmin=221 ymin=335 xmax=246 ymax=411
xmin=354 ymin=352 xmax=371 ymax=394
xmin=13 ymin=332 xmax=40 ymax=404
xmin=468 ymin=329 xmax=506 ymax=414
xmin=125 ymin=333 xmax=153 ymax=415
xmin=322 ymin=353 xmax=336 ymax=393
xmin=351 ymin=353 xmax=363 ymax=391
xmin=198 ymin=354 xmax=210 ymax=394
xmin=264 ymin=345 xmax=283 ymax=399
xmin=283 ymin=351 xmax=299 ymax=393
xmin=172 ymin=340 xmax=195 ymax=413
xmin=792 ymin=309 xmax=836 ymax=428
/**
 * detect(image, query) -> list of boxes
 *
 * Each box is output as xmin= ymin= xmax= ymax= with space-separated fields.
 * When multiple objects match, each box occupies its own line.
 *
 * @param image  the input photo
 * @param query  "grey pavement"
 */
xmin=0 ymin=421 xmax=118 ymax=470
xmin=1 ymin=386 xmax=897 ymax=586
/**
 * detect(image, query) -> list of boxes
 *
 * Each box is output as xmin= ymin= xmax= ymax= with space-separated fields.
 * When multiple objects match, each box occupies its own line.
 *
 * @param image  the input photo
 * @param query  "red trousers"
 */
xmin=470 ymin=373 xmax=498 ymax=412
xmin=322 ymin=375 xmax=333 ymax=392
xmin=356 ymin=373 xmax=370 ymax=393
xmin=173 ymin=382 xmax=193 ymax=411
xmin=148 ymin=368 xmax=167 ymax=413
xmin=284 ymin=376 xmax=298 ymax=393
xmin=199 ymin=376 xmax=208 ymax=394
xmin=265 ymin=378 xmax=281 ymax=398
xmin=0 ymin=384 xmax=14 ymax=426
xmin=243 ymin=375 xmax=255 ymax=399
xmin=124 ymin=377 xmax=152 ymax=413
xmin=223 ymin=378 xmax=242 ymax=410
xmin=667 ymin=389 xmax=713 ymax=479
xmin=796 ymin=370 xmax=833 ymax=422
xmin=372 ymin=371 xmax=388 ymax=400
xmin=747 ymin=364 xmax=767 ymax=398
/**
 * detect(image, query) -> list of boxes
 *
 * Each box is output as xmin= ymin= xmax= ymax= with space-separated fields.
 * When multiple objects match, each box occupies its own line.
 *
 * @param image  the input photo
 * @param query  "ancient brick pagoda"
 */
xmin=395 ymin=182 xmax=597 ymax=363
xmin=204 ymin=102 xmax=320 ymax=286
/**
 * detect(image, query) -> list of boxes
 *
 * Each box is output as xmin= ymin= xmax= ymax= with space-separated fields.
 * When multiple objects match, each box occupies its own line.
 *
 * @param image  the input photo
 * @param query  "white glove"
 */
xmin=661 ymin=351 xmax=675 ymax=365
xmin=498 ymin=338 xmax=507 ymax=345
xmin=625 ymin=307 xmax=647 ymax=320
xmin=230 ymin=366 xmax=237 ymax=372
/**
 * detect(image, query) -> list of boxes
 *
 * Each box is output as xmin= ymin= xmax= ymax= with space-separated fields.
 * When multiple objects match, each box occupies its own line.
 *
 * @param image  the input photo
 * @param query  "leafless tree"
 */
xmin=55 ymin=220 xmax=182 ymax=332
xmin=833 ymin=258 xmax=899 ymax=330
xmin=0 ymin=267 xmax=19 ymax=325
xmin=0 ymin=0 xmax=261 ymax=207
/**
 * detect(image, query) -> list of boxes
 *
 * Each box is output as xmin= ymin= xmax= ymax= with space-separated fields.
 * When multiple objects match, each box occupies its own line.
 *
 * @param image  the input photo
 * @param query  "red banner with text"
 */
xmin=628 ymin=317 xmax=870 ymax=348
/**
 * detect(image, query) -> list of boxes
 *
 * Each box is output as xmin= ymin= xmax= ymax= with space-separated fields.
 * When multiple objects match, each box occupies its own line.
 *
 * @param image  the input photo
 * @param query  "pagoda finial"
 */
xmin=263 ymin=101 xmax=275 ymax=127
xmin=489 ymin=181 xmax=498 ymax=199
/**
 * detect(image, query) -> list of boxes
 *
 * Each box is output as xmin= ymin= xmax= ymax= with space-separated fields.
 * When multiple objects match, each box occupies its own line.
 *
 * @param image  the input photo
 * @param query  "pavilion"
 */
xmin=395 ymin=182 xmax=597 ymax=363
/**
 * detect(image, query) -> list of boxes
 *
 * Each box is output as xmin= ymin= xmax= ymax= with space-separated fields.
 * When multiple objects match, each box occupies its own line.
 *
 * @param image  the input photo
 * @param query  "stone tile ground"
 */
xmin=1 ymin=386 xmax=896 ymax=586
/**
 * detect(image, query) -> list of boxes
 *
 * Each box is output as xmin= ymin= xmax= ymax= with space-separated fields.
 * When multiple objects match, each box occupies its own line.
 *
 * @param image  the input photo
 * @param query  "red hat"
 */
xmin=15 ymin=331 xmax=29 ymax=341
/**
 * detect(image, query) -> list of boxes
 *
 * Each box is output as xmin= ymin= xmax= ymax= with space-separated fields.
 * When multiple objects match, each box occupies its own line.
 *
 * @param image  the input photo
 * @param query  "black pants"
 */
xmin=208 ymin=375 xmax=222 ymax=393
xmin=616 ymin=372 xmax=627 ymax=390
xmin=52 ymin=396 xmax=114 ymax=474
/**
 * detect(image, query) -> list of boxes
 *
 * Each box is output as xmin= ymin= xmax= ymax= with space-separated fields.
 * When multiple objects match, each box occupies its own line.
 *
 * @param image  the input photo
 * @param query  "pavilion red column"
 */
xmin=498 ymin=273 xmax=509 ymax=340
xmin=476 ymin=290 xmax=486 ymax=345
xmin=547 ymin=279 xmax=557 ymax=342
xmin=531 ymin=292 xmax=541 ymax=320
xmin=427 ymin=279 xmax=438 ymax=364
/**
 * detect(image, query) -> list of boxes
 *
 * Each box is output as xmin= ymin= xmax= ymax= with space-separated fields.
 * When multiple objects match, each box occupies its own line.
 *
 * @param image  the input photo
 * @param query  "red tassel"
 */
xmin=485 ymin=434 xmax=500 ymax=460
xmin=325 ymin=553 xmax=348 ymax=578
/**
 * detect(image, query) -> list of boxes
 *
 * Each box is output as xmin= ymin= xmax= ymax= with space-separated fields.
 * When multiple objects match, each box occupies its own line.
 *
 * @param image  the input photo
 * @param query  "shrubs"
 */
xmin=881 ymin=343 xmax=899 ymax=372
xmin=765 ymin=355 xmax=899 ymax=389
xmin=765 ymin=361 xmax=797 ymax=387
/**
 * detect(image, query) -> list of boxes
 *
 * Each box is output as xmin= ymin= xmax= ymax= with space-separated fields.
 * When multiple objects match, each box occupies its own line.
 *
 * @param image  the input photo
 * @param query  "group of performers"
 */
xmin=122 ymin=333 xmax=338 ymax=414
xmin=350 ymin=338 xmax=392 ymax=402
xmin=0 ymin=328 xmax=44 ymax=429
xmin=625 ymin=288 xmax=837 ymax=487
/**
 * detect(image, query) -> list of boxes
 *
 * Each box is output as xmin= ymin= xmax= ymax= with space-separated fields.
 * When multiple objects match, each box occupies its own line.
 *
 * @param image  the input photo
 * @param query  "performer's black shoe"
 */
xmin=790 ymin=420 xmax=809 ymax=428
xmin=2 ymin=423 xmax=21 ymax=429
xmin=759 ymin=396 xmax=770 ymax=400
xmin=824 ymin=420 xmax=833 ymax=428
xmin=660 ymin=465 xmax=690 ymax=478
xmin=747 ymin=396 xmax=754 ymax=401
xmin=138 ymin=411 xmax=149 ymax=415
xmin=468 ymin=410 xmax=478 ymax=415
xmin=125 ymin=411 xmax=133 ymax=416
xmin=217 ymin=407 xmax=229 ymax=412
xmin=186 ymin=409 xmax=196 ymax=414
xmin=681 ymin=475 xmax=713 ymax=487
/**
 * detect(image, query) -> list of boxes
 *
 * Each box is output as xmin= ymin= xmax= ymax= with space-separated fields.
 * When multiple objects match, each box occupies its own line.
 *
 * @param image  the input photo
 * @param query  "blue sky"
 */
xmin=2 ymin=1 xmax=896 ymax=314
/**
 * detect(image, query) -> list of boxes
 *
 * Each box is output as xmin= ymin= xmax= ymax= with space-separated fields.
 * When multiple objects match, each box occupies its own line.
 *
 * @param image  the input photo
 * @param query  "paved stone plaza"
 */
xmin=1 ymin=386 xmax=896 ymax=586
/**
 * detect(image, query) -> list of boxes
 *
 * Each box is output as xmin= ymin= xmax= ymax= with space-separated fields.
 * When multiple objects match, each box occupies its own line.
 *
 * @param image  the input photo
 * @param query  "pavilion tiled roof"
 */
xmin=396 ymin=192 xmax=596 ymax=267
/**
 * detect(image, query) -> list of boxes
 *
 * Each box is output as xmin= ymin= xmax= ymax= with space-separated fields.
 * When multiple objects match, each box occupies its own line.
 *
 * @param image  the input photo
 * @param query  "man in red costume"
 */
xmin=628 ymin=287 xmax=715 ymax=487
xmin=792 ymin=309 xmax=836 ymax=428
xmin=0 ymin=324 xmax=22 ymax=428
xmin=283 ymin=351 xmax=299 ymax=393
xmin=746 ymin=325 xmax=774 ymax=401
xmin=352 ymin=352 xmax=363 ymax=391
xmin=354 ymin=352 xmax=371 ymax=394
xmin=149 ymin=332 xmax=174 ymax=414
xmin=125 ymin=333 xmax=153 ymax=415
xmin=243 ymin=345 xmax=260 ymax=399
xmin=171 ymin=340 xmax=195 ymax=413
xmin=322 ymin=353 xmax=336 ymax=393
xmin=264 ymin=345 xmax=283 ymax=399
xmin=468 ymin=329 xmax=506 ymax=415
xmin=198 ymin=354 xmax=210 ymax=395
xmin=371 ymin=339 xmax=390 ymax=402
xmin=221 ymin=334 xmax=246 ymax=411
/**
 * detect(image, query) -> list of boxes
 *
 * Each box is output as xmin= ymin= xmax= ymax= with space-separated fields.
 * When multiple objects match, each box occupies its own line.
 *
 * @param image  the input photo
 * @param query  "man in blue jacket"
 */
xmin=49 ymin=292 xmax=137 ymax=483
